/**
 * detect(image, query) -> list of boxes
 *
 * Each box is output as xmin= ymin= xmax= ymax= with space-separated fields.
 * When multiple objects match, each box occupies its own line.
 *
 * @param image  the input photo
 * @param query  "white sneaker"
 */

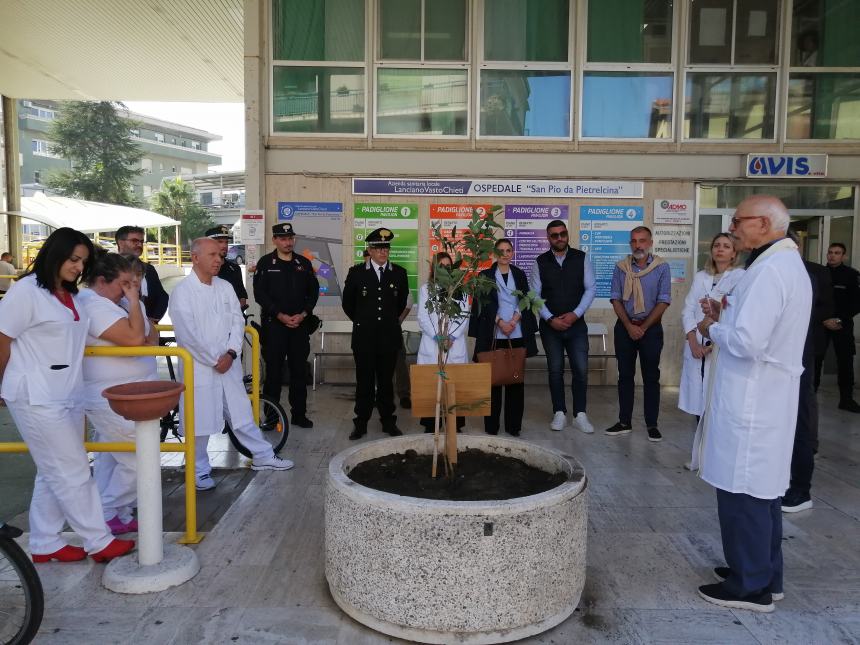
xmin=195 ymin=473 xmax=216 ymax=491
xmin=574 ymin=413 xmax=594 ymax=434
xmin=550 ymin=411 xmax=566 ymax=431
xmin=251 ymin=455 xmax=295 ymax=471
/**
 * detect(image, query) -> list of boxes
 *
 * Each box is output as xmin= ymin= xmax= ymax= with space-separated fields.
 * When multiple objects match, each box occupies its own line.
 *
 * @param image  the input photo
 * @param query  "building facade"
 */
xmin=18 ymin=99 xmax=222 ymax=201
xmin=248 ymin=0 xmax=860 ymax=386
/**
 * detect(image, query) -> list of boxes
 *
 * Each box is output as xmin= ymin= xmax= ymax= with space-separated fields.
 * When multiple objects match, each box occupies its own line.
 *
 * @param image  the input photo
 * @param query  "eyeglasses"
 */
xmin=125 ymin=238 xmax=145 ymax=244
xmin=548 ymin=231 xmax=568 ymax=240
xmin=730 ymin=216 xmax=764 ymax=227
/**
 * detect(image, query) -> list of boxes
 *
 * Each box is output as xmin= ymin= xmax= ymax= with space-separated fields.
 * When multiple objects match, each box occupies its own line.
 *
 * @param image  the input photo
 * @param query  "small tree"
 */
xmin=47 ymin=101 xmax=143 ymax=206
xmin=425 ymin=207 xmax=543 ymax=478
xmin=150 ymin=177 xmax=214 ymax=245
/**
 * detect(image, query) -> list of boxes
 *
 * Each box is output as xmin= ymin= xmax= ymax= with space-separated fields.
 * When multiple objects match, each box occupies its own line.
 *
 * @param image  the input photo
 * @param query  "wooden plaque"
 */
xmin=409 ymin=363 xmax=492 ymax=417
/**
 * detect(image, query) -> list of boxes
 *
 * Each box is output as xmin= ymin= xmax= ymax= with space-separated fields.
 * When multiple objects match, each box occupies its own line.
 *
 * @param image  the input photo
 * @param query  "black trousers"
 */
xmin=484 ymin=337 xmax=525 ymax=435
xmin=353 ymin=350 xmax=398 ymax=429
xmin=261 ymin=320 xmax=310 ymax=417
xmin=814 ymin=321 xmax=856 ymax=401
xmin=789 ymin=364 xmax=818 ymax=496
xmin=614 ymin=321 xmax=663 ymax=427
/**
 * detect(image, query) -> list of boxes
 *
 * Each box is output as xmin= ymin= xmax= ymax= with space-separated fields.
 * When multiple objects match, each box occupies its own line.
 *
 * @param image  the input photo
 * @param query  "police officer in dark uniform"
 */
xmin=253 ymin=222 xmax=319 ymax=428
xmin=342 ymin=227 xmax=409 ymax=439
xmin=206 ymin=224 xmax=248 ymax=308
xmin=815 ymin=242 xmax=860 ymax=413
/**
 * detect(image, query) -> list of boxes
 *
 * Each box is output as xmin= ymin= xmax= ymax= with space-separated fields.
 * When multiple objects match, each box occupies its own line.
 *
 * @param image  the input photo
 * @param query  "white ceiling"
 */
xmin=0 ymin=0 xmax=244 ymax=102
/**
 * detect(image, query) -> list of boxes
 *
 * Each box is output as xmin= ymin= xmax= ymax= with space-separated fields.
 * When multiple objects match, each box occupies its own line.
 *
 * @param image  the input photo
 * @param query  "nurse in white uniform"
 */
xmin=416 ymin=252 xmax=470 ymax=431
xmin=170 ymin=238 xmax=294 ymax=491
xmin=80 ymin=253 xmax=158 ymax=535
xmin=0 ymin=228 xmax=134 ymax=563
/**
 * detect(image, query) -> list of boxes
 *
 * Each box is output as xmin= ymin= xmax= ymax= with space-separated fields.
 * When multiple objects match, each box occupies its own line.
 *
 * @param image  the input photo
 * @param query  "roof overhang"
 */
xmin=0 ymin=1 xmax=243 ymax=102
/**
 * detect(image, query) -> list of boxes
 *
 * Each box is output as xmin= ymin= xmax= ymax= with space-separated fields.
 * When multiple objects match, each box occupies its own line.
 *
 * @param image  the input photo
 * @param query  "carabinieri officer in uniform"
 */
xmin=206 ymin=224 xmax=248 ymax=308
xmin=342 ymin=227 xmax=409 ymax=439
xmin=253 ymin=222 xmax=319 ymax=428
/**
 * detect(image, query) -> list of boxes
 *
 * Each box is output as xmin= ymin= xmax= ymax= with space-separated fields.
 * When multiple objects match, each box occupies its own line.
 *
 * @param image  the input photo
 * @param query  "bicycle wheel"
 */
xmin=225 ymin=394 xmax=289 ymax=458
xmin=0 ymin=529 xmax=44 ymax=645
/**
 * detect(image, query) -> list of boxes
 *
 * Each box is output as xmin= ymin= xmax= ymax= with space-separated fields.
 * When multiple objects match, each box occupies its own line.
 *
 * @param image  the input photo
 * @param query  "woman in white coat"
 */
xmin=0 ymin=228 xmax=134 ymax=563
xmin=417 ymin=253 xmax=470 ymax=432
xmin=679 ymin=233 xmax=744 ymax=417
xmin=80 ymin=253 xmax=158 ymax=535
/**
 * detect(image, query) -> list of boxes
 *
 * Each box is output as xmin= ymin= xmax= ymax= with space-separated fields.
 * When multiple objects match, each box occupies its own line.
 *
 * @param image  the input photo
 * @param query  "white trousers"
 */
xmin=87 ymin=405 xmax=137 ymax=522
xmin=7 ymin=396 xmax=113 ymax=554
xmin=192 ymin=390 xmax=274 ymax=477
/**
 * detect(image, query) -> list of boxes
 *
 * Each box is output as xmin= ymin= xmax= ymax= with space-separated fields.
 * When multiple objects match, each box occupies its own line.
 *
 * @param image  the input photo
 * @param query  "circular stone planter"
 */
xmin=325 ymin=434 xmax=587 ymax=645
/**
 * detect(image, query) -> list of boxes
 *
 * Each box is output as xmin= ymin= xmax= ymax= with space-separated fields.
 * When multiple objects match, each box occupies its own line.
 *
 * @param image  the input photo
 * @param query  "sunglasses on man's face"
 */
xmin=548 ymin=231 xmax=568 ymax=240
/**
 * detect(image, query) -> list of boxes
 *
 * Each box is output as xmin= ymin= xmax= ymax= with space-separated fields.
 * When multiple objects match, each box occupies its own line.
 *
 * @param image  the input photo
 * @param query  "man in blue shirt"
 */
xmin=530 ymin=220 xmax=597 ymax=433
xmin=606 ymin=226 xmax=671 ymax=441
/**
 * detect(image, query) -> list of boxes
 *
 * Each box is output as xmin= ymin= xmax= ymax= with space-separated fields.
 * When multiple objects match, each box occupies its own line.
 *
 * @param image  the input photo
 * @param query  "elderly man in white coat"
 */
xmin=170 ymin=238 xmax=293 ymax=491
xmin=693 ymin=195 xmax=811 ymax=613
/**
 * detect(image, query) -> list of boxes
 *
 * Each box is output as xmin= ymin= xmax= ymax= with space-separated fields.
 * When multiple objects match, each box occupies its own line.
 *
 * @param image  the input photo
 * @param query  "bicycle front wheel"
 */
xmin=0 ymin=536 xmax=44 ymax=645
xmin=226 ymin=394 xmax=289 ymax=458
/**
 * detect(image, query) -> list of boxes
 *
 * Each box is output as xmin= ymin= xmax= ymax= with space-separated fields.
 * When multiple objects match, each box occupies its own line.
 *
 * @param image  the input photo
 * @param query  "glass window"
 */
xmin=587 ymin=0 xmax=672 ymax=63
xmin=685 ymin=73 xmax=776 ymax=139
xmin=689 ymin=0 xmax=778 ymax=65
xmin=792 ymin=0 xmax=860 ymax=67
xmin=582 ymin=73 xmax=673 ymax=138
xmin=273 ymin=66 xmax=365 ymax=134
xmin=787 ymin=74 xmax=860 ymax=139
xmin=484 ymin=0 xmax=568 ymax=62
xmin=380 ymin=0 xmax=467 ymax=61
xmin=272 ymin=0 xmax=364 ymax=61
xmin=696 ymin=214 xmax=723 ymax=270
xmin=480 ymin=70 xmax=570 ymax=137
xmin=141 ymin=158 xmax=152 ymax=174
xmin=377 ymin=68 xmax=467 ymax=135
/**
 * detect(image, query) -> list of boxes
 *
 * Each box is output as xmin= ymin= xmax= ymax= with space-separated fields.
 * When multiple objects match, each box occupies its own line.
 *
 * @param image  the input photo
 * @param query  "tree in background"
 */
xmin=47 ymin=101 xmax=143 ymax=206
xmin=151 ymin=177 xmax=213 ymax=246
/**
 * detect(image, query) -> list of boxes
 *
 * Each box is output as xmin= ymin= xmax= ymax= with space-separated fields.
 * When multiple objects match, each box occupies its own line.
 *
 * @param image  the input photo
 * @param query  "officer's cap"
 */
xmin=205 ymin=224 xmax=232 ymax=240
xmin=366 ymin=227 xmax=394 ymax=248
xmin=272 ymin=222 xmax=295 ymax=237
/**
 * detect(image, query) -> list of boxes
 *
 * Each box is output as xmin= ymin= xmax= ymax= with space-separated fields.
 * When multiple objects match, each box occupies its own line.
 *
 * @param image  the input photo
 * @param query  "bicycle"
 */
xmin=157 ymin=317 xmax=290 ymax=457
xmin=0 ymin=524 xmax=43 ymax=645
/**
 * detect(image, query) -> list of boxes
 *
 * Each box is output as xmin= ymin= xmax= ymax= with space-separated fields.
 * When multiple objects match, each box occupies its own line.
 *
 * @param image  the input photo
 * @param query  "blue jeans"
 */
xmin=540 ymin=320 xmax=588 ymax=415
xmin=614 ymin=320 xmax=663 ymax=427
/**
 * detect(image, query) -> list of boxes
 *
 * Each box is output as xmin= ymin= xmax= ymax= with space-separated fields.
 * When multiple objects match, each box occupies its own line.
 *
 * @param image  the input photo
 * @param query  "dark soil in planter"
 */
xmin=347 ymin=448 xmax=571 ymax=501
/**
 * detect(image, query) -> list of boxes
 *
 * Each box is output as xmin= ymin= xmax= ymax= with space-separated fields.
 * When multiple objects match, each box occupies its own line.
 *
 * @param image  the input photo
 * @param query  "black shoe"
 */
xmin=349 ymin=423 xmax=366 ymax=440
xmin=697 ymin=583 xmax=774 ymax=613
xmin=291 ymin=415 xmax=314 ymax=428
xmin=400 ymin=397 xmax=412 ymax=410
xmin=506 ymin=429 xmax=521 ymax=437
xmin=604 ymin=422 xmax=632 ymax=436
xmin=383 ymin=426 xmax=403 ymax=437
xmin=647 ymin=426 xmax=662 ymax=442
xmin=781 ymin=490 xmax=813 ymax=513
xmin=713 ymin=567 xmax=784 ymax=600
xmin=484 ymin=428 xmax=499 ymax=435
xmin=838 ymin=399 xmax=860 ymax=413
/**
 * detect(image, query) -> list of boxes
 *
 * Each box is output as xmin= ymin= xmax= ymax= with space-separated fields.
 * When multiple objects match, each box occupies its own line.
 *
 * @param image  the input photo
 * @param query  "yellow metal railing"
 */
xmin=0 ymin=275 xmax=17 ymax=299
xmin=142 ymin=243 xmax=183 ymax=267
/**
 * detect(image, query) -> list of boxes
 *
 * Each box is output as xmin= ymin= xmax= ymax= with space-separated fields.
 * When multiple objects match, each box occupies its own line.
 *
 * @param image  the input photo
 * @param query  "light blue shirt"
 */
xmin=495 ymin=268 xmax=523 ymax=340
xmin=529 ymin=251 xmax=596 ymax=321
xmin=609 ymin=255 xmax=672 ymax=320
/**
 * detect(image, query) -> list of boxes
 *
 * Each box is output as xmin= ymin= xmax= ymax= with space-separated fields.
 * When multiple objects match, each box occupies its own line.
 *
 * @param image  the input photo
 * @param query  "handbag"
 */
xmin=476 ymin=338 xmax=527 ymax=387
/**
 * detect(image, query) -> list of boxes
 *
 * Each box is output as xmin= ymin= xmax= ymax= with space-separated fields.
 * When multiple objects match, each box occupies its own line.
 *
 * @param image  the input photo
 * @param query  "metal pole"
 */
xmin=2 ymin=96 xmax=22 ymax=267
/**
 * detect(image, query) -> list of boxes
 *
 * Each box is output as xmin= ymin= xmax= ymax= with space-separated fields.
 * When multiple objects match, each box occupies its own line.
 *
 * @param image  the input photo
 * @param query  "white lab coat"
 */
xmin=169 ymin=271 xmax=249 ymax=437
xmin=692 ymin=239 xmax=811 ymax=499
xmin=678 ymin=268 xmax=744 ymax=415
xmin=416 ymin=283 xmax=470 ymax=366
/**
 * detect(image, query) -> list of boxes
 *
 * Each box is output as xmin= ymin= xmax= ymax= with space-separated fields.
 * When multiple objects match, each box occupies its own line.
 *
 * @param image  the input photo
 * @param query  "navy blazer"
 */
xmin=468 ymin=262 xmax=538 ymax=358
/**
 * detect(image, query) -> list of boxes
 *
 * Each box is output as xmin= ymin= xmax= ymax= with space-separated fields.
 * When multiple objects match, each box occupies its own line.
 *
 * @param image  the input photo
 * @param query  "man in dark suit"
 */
xmin=342 ymin=228 xmax=409 ymax=439
xmin=115 ymin=225 xmax=168 ymax=322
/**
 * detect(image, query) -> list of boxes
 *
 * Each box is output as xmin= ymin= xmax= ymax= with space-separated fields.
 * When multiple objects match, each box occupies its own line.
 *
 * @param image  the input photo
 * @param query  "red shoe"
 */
xmin=90 ymin=538 xmax=135 ymax=563
xmin=32 ymin=545 xmax=87 ymax=563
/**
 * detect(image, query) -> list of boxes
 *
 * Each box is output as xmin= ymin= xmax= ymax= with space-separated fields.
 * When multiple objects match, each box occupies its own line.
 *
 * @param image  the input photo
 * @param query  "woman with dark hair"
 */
xmin=80 ymin=253 xmax=157 ymax=535
xmin=469 ymin=238 xmax=538 ymax=436
xmin=417 ymin=252 xmax=470 ymax=432
xmin=0 ymin=228 xmax=134 ymax=563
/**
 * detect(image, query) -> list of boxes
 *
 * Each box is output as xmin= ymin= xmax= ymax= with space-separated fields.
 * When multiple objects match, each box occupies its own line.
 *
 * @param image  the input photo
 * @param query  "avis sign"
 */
xmin=745 ymin=154 xmax=827 ymax=178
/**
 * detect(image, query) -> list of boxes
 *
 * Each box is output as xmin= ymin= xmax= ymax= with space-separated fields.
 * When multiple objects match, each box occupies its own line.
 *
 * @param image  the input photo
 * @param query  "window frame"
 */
xmin=269 ymin=0 xmax=370 ymax=138
xmin=578 ymin=0 xmax=678 ymax=141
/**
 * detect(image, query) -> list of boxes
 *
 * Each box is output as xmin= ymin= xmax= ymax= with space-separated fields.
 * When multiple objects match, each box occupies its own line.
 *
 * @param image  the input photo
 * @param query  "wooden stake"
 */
xmin=445 ymin=381 xmax=458 ymax=467
xmin=431 ymin=370 xmax=443 ymax=478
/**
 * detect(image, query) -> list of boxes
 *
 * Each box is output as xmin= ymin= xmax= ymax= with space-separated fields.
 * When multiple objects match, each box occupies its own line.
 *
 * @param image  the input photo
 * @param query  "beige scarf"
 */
xmin=616 ymin=254 xmax=666 ymax=315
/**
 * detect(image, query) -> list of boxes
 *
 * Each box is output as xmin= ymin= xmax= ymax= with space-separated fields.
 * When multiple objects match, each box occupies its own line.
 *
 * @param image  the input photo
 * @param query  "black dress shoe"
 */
xmin=484 ymin=429 xmax=499 ymax=435
xmin=292 ymin=415 xmax=314 ymax=428
xmin=383 ymin=426 xmax=403 ymax=437
xmin=506 ymin=429 xmax=521 ymax=437
xmin=838 ymin=399 xmax=860 ymax=413
xmin=348 ymin=428 xmax=366 ymax=440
